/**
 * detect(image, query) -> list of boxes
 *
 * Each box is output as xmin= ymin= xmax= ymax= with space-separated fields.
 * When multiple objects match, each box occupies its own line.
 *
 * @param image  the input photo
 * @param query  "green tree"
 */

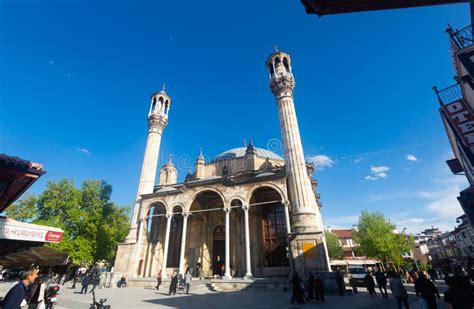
xmin=325 ymin=232 xmax=344 ymax=260
xmin=13 ymin=179 xmax=129 ymax=266
xmin=4 ymin=194 xmax=37 ymax=222
xmin=353 ymin=210 xmax=414 ymax=266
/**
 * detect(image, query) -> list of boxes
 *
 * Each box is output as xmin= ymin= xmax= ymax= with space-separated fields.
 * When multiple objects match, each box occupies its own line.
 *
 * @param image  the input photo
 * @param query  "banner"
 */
xmin=441 ymin=99 xmax=474 ymax=146
xmin=0 ymin=219 xmax=63 ymax=243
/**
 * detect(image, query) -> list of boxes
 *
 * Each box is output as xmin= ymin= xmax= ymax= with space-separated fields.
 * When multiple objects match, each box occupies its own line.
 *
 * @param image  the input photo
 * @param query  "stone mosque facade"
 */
xmin=114 ymin=50 xmax=330 ymax=281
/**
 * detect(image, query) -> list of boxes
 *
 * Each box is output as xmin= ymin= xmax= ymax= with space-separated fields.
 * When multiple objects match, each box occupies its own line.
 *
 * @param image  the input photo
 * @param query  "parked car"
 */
xmin=3 ymin=269 xmax=21 ymax=281
xmin=347 ymin=265 xmax=366 ymax=287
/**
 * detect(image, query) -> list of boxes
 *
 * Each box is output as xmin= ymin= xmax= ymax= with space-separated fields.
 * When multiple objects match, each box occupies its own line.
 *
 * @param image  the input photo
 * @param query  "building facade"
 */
xmin=426 ymin=216 xmax=474 ymax=267
xmin=114 ymin=51 xmax=330 ymax=280
xmin=435 ymin=24 xmax=474 ymax=225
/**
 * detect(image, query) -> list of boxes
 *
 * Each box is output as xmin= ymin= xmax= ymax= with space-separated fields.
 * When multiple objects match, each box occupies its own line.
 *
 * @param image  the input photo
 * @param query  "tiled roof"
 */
xmin=332 ymin=229 xmax=353 ymax=238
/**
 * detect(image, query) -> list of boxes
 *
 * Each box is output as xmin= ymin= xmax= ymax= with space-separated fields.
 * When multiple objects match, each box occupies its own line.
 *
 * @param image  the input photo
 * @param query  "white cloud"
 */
xmin=307 ymin=155 xmax=335 ymax=170
xmin=325 ymin=215 xmax=360 ymax=229
xmin=370 ymin=165 xmax=390 ymax=174
xmin=354 ymin=158 xmax=363 ymax=163
xmin=406 ymin=154 xmax=418 ymax=162
xmin=364 ymin=165 xmax=390 ymax=181
xmin=76 ymin=147 xmax=91 ymax=155
xmin=425 ymin=187 xmax=464 ymax=218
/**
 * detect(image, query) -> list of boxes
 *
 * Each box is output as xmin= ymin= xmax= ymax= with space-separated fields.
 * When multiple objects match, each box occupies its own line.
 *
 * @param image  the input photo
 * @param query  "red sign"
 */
xmin=441 ymin=99 xmax=474 ymax=146
xmin=45 ymin=231 xmax=63 ymax=243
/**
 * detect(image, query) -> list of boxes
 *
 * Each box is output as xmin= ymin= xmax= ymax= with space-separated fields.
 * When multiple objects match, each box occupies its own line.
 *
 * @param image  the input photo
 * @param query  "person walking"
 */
xmin=71 ymin=271 xmax=79 ymax=289
xmin=375 ymin=268 xmax=388 ymax=299
xmin=169 ymin=271 xmax=178 ymax=296
xmin=184 ymin=271 xmax=192 ymax=294
xmin=89 ymin=271 xmax=100 ymax=294
xmin=307 ymin=272 xmax=315 ymax=300
xmin=289 ymin=272 xmax=305 ymax=304
xmin=80 ymin=274 xmax=91 ymax=294
xmin=195 ymin=261 xmax=201 ymax=279
xmin=364 ymin=270 xmax=377 ymax=297
xmin=335 ymin=267 xmax=345 ymax=296
xmin=1 ymin=267 xmax=38 ymax=309
xmin=313 ymin=271 xmax=325 ymax=303
xmin=389 ymin=271 xmax=410 ymax=309
xmin=444 ymin=275 xmax=474 ymax=309
xmin=415 ymin=272 xmax=440 ymax=309
xmin=156 ymin=269 xmax=162 ymax=290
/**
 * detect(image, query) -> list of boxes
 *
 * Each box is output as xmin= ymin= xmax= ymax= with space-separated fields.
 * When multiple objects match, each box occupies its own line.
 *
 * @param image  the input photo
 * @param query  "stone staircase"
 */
xmin=126 ymin=277 xmax=290 ymax=292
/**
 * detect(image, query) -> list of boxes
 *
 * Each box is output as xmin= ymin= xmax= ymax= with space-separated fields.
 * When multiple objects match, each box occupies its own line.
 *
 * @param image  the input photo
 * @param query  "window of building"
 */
xmin=261 ymin=203 xmax=289 ymax=267
xmin=462 ymin=231 xmax=467 ymax=238
xmin=469 ymin=245 xmax=474 ymax=253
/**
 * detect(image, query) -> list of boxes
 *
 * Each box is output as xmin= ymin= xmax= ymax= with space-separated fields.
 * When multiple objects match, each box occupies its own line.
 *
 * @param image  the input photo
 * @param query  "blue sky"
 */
xmin=0 ymin=1 xmax=470 ymax=233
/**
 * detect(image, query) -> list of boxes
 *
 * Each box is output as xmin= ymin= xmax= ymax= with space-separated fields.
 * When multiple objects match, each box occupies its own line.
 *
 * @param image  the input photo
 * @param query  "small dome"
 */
xmin=211 ymin=147 xmax=284 ymax=163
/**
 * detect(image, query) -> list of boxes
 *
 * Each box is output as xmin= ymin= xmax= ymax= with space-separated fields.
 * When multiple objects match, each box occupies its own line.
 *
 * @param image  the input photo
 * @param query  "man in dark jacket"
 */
xmin=364 ymin=271 xmax=377 ymax=297
xmin=169 ymin=271 xmax=178 ymax=296
xmin=335 ymin=268 xmax=345 ymax=296
xmin=81 ymin=274 xmax=91 ymax=294
xmin=375 ymin=268 xmax=388 ymax=299
xmin=313 ymin=272 xmax=325 ymax=303
xmin=1 ymin=267 xmax=38 ymax=309
xmin=415 ymin=272 xmax=440 ymax=309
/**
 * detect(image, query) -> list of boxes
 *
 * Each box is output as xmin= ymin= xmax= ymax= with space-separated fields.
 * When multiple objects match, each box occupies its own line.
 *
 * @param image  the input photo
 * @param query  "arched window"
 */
xmin=283 ymin=58 xmax=290 ymax=72
xmin=269 ymin=64 xmax=274 ymax=76
xmin=146 ymin=206 xmax=155 ymax=240
xmin=261 ymin=203 xmax=289 ymax=267
xmin=158 ymin=97 xmax=164 ymax=112
xmin=167 ymin=207 xmax=183 ymax=267
xmin=274 ymin=57 xmax=281 ymax=66
xmin=164 ymin=100 xmax=169 ymax=114
xmin=151 ymin=98 xmax=157 ymax=113
xmin=222 ymin=165 xmax=229 ymax=176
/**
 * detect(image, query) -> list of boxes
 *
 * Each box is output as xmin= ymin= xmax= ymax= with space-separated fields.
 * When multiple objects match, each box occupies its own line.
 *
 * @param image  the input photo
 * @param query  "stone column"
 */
xmin=283 ymin=201 xmax=291 ymax=235
xmin=243 ymin=205 xmax=252 ymax=279
xmin=161 ymin=214 xmax=172 ymax=279
xmin=178 ymin=212 xmax=189 ymax=274
xmin=224 ymin=208 xmax=232 ymax=279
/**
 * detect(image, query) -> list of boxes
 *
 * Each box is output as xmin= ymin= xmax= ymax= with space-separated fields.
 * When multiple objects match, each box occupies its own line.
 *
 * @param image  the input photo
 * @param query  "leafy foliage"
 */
xmin=353 ymin=210 xmax=414 ymax=266
xmin=325 ymin=232 xmax=344 ymax=260
xmin=5 ymin=194 xmax=37 ymax=222
xmin=11 ymin=179 xmax=129 ymax=266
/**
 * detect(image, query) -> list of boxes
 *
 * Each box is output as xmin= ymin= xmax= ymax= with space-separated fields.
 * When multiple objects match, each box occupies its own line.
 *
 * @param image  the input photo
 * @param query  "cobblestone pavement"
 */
xmin=0 ymin=280 xmax=449 ymax=309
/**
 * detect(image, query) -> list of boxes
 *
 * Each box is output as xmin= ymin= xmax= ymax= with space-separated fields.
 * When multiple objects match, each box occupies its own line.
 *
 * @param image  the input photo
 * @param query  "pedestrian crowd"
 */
xmin=287 ymin=266 xmax=474 ymax=308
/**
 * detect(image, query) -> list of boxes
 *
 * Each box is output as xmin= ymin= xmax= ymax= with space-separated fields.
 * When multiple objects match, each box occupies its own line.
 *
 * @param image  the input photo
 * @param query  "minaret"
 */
xmin=125 ymin=85 xmax=171 ymax=243
xmin=266 ymin=50 xmax=330 ymax=272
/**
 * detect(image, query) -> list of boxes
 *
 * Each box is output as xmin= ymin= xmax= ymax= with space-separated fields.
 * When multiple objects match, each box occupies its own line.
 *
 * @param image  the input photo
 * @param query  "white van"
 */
xmin=347 ymin=265 xmax=366 ymax=286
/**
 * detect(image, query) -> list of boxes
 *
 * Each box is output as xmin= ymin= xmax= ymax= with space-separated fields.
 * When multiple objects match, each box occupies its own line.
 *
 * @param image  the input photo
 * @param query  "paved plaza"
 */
xmin=0 ymin=280 xmax=450 ymax=309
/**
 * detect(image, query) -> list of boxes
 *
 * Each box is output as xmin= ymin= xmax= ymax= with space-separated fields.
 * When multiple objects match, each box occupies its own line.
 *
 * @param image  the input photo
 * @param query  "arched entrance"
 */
xmin=167 ymin=206 xmax=183 ymax=268
xmin=143 ymin=203 xmax=167 ymax=277
xmin=212 ymin=225 xmax=225 ymax=275
xmin=249 ymin=186 xmax=289 ymax=277
xmin=187 ymin=190 xmax=225 ymax=278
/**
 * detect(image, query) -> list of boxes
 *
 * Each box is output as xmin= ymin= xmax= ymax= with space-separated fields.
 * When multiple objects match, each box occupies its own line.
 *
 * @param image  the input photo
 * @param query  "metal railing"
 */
xmin=448 ymin=24 xmax=474 ymax=50
xmin=433 ymin=83 xmax=462 ymax=105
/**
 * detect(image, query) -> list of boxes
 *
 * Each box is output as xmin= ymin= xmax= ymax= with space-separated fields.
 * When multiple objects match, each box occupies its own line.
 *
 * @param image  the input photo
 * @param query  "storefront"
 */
xmin=0 ymin=217 xmax=67 ymax=267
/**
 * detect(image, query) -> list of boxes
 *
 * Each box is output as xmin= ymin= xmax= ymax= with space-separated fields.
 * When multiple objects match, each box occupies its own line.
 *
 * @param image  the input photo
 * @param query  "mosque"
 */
xmin=114 ymin=50 xmax=330 ymax=281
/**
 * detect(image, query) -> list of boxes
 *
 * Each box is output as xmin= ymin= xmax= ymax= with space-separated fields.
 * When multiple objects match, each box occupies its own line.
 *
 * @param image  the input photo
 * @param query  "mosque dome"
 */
xmin=211 ymin=147 xmax=284 ymax=162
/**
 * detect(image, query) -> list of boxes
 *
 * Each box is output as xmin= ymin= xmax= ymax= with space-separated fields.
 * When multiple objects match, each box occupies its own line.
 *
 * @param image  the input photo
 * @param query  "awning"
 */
xmin=0 ymin=154 xmax=46 ymax=212
xmin=0 ymin=217 xmax=63 ymax=243
xmin=0 ymin=246 xmax=68 ymax=268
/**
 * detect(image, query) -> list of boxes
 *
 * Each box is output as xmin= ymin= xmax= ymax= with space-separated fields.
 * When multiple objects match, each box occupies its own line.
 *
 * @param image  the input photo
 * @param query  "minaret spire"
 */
xmin=124 ymin=86 xmax=172 ymax=252
xmin=266 ymin=50 xmax=330 ymax=272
